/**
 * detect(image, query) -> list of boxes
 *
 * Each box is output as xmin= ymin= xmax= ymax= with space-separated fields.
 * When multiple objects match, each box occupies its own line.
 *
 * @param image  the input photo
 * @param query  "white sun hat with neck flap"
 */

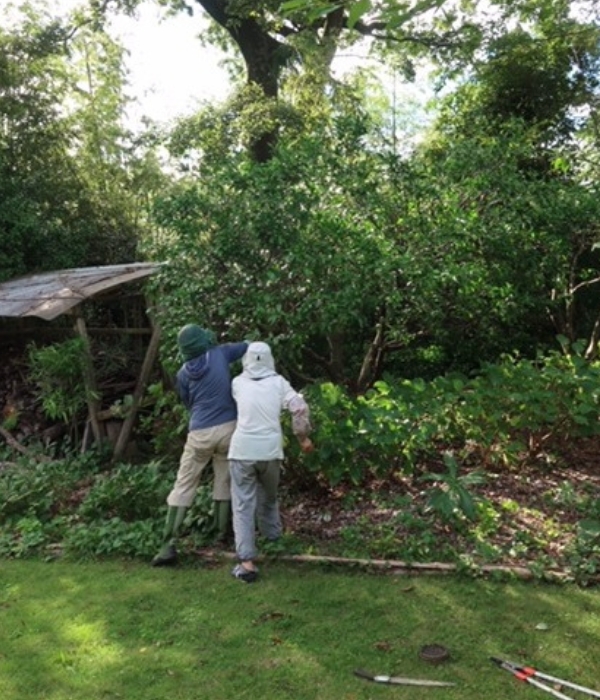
xmin=242 ymin=342 xmax=277 ymax=379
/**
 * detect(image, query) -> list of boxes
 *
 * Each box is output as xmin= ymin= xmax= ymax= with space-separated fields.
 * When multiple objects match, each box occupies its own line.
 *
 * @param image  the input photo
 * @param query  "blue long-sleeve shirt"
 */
xmin=176 ymin=342 xmax=248 ymax=431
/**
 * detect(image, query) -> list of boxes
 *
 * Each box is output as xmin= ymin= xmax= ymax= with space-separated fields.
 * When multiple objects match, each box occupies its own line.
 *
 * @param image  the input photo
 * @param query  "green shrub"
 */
xmin=78 ymin=460 xmax=173 ymax=521
xmin=62 ymin=517 xmax=160 ymax=559
xmin=0 ymin=454 xmax=171 ymax=559
xmin=447 ymin=350 xmax=600 ymax=462
xmin=297 ymin=349 xmax=600 ymax=486
xmin=0 ymin=516 xmax=47 ymax=558
xmin=138 ymin=382 xmax=188 ymax=459
xmin=565 ymin=519 xmax=600 ymax=586
xmin=0 ymin=456 xmax=94 ymax=521
xmin=181 ymin=483 xmax=216 ymax=542
xmin=28 ymin=338 xmax=92 ymax=428
xmin=421 ymin=452 xmax=487 ymax=523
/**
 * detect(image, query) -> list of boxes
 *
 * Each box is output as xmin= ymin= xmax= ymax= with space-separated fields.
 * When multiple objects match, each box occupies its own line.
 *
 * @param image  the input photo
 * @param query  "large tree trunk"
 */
xmin=195 ymin=0 xmax=291 ymax=161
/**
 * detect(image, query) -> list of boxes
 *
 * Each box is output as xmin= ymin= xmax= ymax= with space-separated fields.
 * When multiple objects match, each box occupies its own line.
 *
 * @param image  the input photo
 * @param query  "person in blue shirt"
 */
xmin=152 ymin=324 xmax=248 ymax=567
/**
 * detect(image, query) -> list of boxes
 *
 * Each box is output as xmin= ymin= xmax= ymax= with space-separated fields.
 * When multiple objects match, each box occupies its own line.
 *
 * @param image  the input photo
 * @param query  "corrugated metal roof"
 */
xmin=0 ymin=263 xmax=161 ymax=321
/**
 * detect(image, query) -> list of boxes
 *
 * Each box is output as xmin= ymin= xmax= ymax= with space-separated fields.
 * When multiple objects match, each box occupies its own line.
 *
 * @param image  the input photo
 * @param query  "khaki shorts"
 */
xmin=167 ymin=420 xmax=235 ymax=506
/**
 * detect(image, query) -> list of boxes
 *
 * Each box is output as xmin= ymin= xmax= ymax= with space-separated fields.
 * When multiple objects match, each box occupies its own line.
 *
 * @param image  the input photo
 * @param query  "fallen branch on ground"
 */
xmin=0 ymin=426 xmax=51 ymax=462
xmin=196 ymin=549 xmax=582 ymax=584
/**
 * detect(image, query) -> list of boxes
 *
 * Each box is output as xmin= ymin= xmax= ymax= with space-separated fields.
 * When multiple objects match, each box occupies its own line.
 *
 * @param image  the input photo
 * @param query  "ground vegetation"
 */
xmin=2 ymin=347 xmax=600 ymax=587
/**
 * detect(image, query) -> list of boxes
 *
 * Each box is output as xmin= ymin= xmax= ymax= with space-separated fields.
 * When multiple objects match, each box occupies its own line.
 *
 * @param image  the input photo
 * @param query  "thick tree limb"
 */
xmin=195 ymin=0 xmax=290 ymax=97
xmin=195 ymin=0 xmax=294 ymax=160
xmin=357 ymin=310 xmax=386 ymax=393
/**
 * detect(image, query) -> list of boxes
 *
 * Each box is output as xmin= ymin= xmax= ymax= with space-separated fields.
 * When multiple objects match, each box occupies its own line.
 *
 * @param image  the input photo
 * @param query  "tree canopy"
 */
xmin=3 ymin=0 xmax=600 ymax=389
xmin=0 ymin=2 xmax=163 ymax=280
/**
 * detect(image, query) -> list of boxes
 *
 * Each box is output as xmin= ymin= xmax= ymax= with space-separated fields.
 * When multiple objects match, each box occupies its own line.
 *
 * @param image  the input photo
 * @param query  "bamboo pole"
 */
xmin=112 ymin=321 xmax=161 ymax=461
xmin=197 ymin=550 xmax=577 ymax=583
xmin=73 ymin=310 xmax=104 ymax=444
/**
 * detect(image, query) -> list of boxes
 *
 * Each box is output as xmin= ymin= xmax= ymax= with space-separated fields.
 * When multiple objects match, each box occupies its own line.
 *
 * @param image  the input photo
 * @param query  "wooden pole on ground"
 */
xmin=196 ymin=550 xmax=576 ymax=583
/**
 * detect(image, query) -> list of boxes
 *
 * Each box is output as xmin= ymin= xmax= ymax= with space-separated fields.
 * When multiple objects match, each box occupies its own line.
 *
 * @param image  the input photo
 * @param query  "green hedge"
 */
xmin=291 ymin=349 xmax=600 ymax=485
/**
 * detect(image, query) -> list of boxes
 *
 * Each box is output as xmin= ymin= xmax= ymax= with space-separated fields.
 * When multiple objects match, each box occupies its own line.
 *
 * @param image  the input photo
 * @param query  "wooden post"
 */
xmin=73 ymin=309 xmax=104 ymax=444
xmin=113 ymin=321 xmax=162 ymax=462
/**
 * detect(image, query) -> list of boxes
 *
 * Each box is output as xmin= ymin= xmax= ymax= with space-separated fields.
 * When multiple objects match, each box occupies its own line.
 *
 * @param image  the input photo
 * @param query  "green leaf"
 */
xmin=579 ymin=520 xmax=600 ymax=536
xmin=307 ymin=3 xmax=344 ymax=22
xmin=386 ymin=0 xmax=446 ymax=28
xmin=347 ymin=0 xmax=371 ymax=28
xmin=280 ymin=0 xmax=311 ymax=11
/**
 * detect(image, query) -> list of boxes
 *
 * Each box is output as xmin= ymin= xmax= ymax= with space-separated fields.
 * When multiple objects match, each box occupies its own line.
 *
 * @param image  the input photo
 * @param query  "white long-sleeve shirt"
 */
xmin=227 ymin=342 xmax=311 ymax=460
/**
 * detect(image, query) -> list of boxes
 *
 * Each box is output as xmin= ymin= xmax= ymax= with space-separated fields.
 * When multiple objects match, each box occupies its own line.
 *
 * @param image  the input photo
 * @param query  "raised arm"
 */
xmin=284 ymin=390 xmax=314 ymax=453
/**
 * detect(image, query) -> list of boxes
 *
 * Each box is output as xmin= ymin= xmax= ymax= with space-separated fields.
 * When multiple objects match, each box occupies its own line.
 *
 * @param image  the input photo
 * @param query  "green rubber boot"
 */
xmin=212 ymin=500 xmax=232 ymax=546
xmin=152 ymin=505 xmax=187 ymax=567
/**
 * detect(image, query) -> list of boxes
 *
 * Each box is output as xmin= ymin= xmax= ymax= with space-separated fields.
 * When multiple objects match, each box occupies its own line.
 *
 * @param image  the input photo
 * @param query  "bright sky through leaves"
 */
xmin=4 ymin=0 xmax=231 ymax=126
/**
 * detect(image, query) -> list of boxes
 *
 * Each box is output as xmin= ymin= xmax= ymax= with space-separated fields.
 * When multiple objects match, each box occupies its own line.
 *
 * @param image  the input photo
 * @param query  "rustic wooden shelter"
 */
xmin=0 ymin=262 xmax=162 ymax=460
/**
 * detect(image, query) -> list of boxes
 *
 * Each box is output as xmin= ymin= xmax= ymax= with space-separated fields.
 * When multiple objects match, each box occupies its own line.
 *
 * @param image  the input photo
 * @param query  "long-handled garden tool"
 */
xmin=491 ymin=657 xmax=600 ymax=700
xmin=354 ymin=668 xmax=455 ymax=687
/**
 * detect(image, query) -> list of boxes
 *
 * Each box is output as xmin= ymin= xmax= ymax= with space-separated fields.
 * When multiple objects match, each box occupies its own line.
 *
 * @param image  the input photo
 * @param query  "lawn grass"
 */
xmin=1 ymin=557 xmax=599 ymax=700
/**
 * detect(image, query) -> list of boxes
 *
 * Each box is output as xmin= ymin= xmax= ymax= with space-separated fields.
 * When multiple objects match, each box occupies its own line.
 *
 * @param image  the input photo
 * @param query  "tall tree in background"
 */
xmin=0 ymin=17 xmax=80 ymax=280
xmin=101 ymin=0 xmax=481 ymax=161
xmin=0 ymin=3 xmax=161 ymax=281
xmin=143 ymin=0 xmax=600 ymax=386
xmin=99 ymin=0 xmax=599 ymax=161
xmin=413 ymin=4 xmax=600 ymax=360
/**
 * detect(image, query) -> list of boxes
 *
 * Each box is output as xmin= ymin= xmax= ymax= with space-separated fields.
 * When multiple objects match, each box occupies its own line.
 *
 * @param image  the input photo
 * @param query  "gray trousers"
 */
xmin=230 ymin=459 xmax=282 ymax=562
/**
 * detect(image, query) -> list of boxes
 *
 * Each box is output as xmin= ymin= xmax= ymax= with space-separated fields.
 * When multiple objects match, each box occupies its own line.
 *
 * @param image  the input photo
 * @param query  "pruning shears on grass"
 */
xmin=491 ymin=657 xmax=600 ymax=700
xmin=354 ymin=668 xmax=455 ymax=687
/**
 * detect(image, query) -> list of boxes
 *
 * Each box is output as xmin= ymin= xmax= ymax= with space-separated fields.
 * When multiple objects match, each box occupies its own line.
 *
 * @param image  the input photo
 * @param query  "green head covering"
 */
xmin=177 ymin=324 xmax=216 ymax=361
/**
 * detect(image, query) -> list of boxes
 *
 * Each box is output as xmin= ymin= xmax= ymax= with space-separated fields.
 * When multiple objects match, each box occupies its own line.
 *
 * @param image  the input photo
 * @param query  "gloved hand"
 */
xmin=299 ymin=436 xmax=314 ymax=454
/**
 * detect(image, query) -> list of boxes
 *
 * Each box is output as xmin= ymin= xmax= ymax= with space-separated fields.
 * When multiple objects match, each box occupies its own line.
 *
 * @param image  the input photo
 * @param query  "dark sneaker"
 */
xmin=231 ymin=564 xmax=258 ymax=583
xmin=151 ymin=544 xmax=178 ymax=567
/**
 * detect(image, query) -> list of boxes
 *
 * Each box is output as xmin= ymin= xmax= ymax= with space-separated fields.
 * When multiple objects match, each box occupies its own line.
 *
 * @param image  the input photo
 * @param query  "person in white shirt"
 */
xmin=228 ymin=341 xmax=314 ymax=583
